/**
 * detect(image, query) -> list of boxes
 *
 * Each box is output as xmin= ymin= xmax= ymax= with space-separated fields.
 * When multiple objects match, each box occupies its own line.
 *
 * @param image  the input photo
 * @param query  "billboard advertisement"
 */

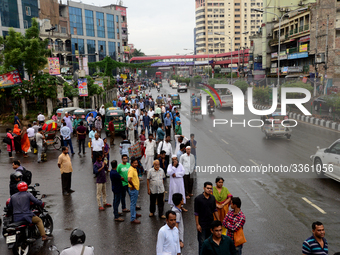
xmin=48 ymin=57 xmax=60 ymax=75
xmin=0 ymin=70 xmax=22 ymax=88
xmin=78 ymin=78 xmax=88 ymax=96
xmin=116 ymin=6 xmax=126 ymax=16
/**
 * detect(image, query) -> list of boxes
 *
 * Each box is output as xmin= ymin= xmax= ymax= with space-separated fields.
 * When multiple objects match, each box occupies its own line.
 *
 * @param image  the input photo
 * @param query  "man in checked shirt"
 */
xmin=223 ymin=197 xmax=246 ymax=255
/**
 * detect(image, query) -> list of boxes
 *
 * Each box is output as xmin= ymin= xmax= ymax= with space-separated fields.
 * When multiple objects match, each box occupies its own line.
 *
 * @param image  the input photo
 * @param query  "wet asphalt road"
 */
xmin=0 ymin=81 xmax=340 ymax=254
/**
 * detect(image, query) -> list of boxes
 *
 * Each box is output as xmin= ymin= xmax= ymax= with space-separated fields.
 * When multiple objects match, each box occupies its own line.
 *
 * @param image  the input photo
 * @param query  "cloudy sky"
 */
xmin=65 ymin=0 xmax=195 ymax=56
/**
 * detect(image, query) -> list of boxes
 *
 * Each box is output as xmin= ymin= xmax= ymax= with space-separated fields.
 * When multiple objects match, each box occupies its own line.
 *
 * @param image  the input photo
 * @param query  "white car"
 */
xmin=177 ymin=83 xmax=187 ymax=92
xmin=218 ymin=95 xmax=233 ymax=108
xmin=172 ymin=82 xmax=178 ymax=89
xmin=310 ymin=139 xmax=340 ymax=181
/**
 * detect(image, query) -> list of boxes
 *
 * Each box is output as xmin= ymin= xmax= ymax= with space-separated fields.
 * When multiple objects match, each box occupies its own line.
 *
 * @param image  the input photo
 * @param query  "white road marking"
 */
xmin=221 ymin=139 xmax=229 ymax=144
xmin=209 ymin=130 xmax=213 ymax=133
xmin=249 ymin=159 xmax=259 ymax=166
xmin=302 ymin=197 xmax=327 ymax=214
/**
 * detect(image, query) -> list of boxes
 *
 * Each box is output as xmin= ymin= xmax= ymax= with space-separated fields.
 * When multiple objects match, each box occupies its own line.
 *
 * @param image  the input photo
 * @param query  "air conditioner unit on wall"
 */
xmin=280 ymin=8 xmax=285 ymax=12
xmin=285 ymin=8 xmax=290 ymax=12
xmin=273 ymin=17 xmax=278 ymax=21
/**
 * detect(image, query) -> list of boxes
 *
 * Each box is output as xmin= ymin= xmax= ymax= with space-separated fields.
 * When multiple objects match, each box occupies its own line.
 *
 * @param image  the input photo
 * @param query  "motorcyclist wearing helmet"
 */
xmin=208 ymin=97 xmax=215 ymax=107
xmin=8 ymin=182 xmax=52 ymax=241
xmin=9 ymin=171 xmax=22 ymax=196
xmin=60 ymin=229 xmax=94 ymax=255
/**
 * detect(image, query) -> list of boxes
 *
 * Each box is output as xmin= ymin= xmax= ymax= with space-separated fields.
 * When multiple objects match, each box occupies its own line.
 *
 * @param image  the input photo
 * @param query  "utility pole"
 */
xmin=314 ymin=18 xmax=318 ymax=97
xmin=324 ymin=15 xmax=329 ymax=95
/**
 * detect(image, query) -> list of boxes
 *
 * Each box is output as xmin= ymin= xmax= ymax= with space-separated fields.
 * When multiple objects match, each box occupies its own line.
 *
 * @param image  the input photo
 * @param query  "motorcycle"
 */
xmin=157 ymin=87 xmax=160 ymax=93
xmin=2 ymin=183 xmax=53 ymax=255
xmin=208 ymin=105 xmax=215 ymax=115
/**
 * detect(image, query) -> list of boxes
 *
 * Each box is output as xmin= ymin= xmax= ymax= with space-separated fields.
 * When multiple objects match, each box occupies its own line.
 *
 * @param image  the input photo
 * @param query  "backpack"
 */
xmin=153 ymin=117 xmax=159 ymax=130
xmin=3 ymin=137 xmax=11 ymax=145
xmin=21 ymin=167 xmax=32 ymax=186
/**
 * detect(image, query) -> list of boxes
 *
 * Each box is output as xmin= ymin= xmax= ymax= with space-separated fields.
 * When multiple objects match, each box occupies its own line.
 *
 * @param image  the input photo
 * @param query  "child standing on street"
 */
xmin=94 ymin=154 xmax=112 ymax=211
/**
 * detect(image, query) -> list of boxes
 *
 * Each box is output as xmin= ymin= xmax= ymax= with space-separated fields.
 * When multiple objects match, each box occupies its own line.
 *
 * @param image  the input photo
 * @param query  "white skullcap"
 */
xmin=171 ymin=155 xmax=177 ymax=158
xmin=186 ymin=146 xmax=191 ymax=149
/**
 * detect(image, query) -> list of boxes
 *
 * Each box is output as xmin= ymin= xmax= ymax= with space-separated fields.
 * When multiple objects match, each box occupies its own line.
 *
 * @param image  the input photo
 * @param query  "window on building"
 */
xmin=235 ymin=26 xmax=240 ymax=29
xmin=209 ymin=49 xmax=213 ymax=53
xmin=69 ymin=7 xmax=83 ymax=35
xmin=235 ymin=43 xmax=240 ymax=46
xmin=214 ymin=26 xmax=219 ymax=29
xmin=208 ymin=9 xmax=212 ymax=12
xmin=245 ymin=3 xmax=247 ymax=6
xmin=251 ymin=14 xmax=255 ymax=17
xmin=235 ymin=32 xmax=240 ymax=34
xmin=214 ymin=38 xmax=219 ymax=40
xmin=244 ymin=26 xmax=247 ymax=29
xmin=257 ymin=3 xmax=260 ymax=6
xmin=85 ymin=10 xmax=95 ymax=37
xmin=220 ymin=15 xmax=224 ymax=17
xmin=61 ymin=27 xmax=67 ymax=34
xmin=235 ymin=20 xmax=240 ymax=23
xmin=208 ymin=3 xmax=212 ymax=6
xmin=208 ymin=38 xmax=213 ymax=42
xmin=235 ymin=9 xmax=240 ymax=12
xmin=245 ymin=15 xmax=247 ymax=18
xmin=220 ymin=3 xmax=224 ymax=6
xmin=220 ymin=9 xmax=225 ymax=13
xmin=107 ymin=14 xmax=115 ymax=39
xmin=214 ymin=3 xmax=218 ymax=6
xmin=235 ymin=3 xmax=240 ymax=6
xmin=208 ymin=15 xmax=212 ymax=17
xmin=208 ymin=26 xmax=213 ymax=29
xmin=235 ymin=15 xmax=240 ymax=17
xmin=96 ymin=12 xmax=105 ymax=38
xmin=98 ymin=40 xmax=106 ymax=61
xmin=214 ymin=20 xmax=218 ymax=23
xmin=235 ymin=37 xmax=240 ymax=40
xmin=220 ymin=26 xmax=225 ymax=29
xmin=25 ymin=6 xmax=31 ymax=16
xmin=214 ymin=15 xmax=219 ymax=17
xmin=251 ymin=3 xmax=255 ymax=6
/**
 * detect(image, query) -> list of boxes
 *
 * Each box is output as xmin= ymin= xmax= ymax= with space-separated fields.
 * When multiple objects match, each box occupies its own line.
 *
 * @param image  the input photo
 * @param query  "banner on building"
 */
xmin=78 ymin=78 xmax=88 ymax=96
xmin=116 ymin=6 xmax=126 ymax=16
xmin=48 ymin=57 xmax=60 ymax=75
xmin=0 ymin=70 xmax=22 ymax=88
xmin=299 ymin=44 xmax=308 ymax=52
xmin=124 ymin=46 xmax=130 ymax=53
xmin=79 ymin=57 xmax=89 ymax=75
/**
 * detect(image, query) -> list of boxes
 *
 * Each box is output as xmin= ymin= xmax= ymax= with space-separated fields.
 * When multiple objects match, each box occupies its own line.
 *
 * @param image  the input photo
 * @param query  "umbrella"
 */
xmin=86 ymin=111 xmax=97 ymax=122
xmin=42 ymin=120 xmax=57 ymax=132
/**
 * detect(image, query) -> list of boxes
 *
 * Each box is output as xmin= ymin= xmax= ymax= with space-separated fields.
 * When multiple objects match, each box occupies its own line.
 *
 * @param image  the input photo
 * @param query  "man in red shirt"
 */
xmin=108 ymin=117 xmax=115 ymax=146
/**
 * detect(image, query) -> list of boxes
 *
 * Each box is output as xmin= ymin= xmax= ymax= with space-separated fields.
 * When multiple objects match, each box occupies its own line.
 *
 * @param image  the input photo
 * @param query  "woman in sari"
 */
xmin=13 ymin=124 xmax=22 ymax=153
xmin=6 ymin=128 xmax=15 ymax=158
xmin=213 ymin=176 xmax=232 ymax=235
xmin=21 ymin=126 xmax=30 ymax=157
xmin=103 ymin=137 xmax=110 ymax=168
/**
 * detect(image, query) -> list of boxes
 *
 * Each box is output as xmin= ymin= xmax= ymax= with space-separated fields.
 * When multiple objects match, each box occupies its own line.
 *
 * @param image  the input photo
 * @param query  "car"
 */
xmin=218 ymin=95 xmax=233 ymax=108
xmin=310 ymin=139 xmax=340 ymax=182
xmin=177 ymin=83 xmax=187 ymax=92
xmin=172 ymin=82 xmax=178 ymax=89
xmin=313 ymin=96 xmax=334 ymax=113
xmin=170 ymin=80 xmax=176 ymax=87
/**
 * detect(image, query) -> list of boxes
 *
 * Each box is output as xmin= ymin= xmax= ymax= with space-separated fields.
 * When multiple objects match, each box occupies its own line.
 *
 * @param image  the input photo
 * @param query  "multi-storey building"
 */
xmin=195 ymin=0 xmax=263 ymax=56
xmin=0 ymin=0 xmax=39 ymax=36
xmin=67 ymin=1 xmax=125 ymax=74
xmin=39 ymin=0 xmax=71 ymax=72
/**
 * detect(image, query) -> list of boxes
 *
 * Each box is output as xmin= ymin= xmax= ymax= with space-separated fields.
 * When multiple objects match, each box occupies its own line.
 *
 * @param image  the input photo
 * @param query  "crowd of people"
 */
xmin=4 ymin=81 xmax=334 ymax=255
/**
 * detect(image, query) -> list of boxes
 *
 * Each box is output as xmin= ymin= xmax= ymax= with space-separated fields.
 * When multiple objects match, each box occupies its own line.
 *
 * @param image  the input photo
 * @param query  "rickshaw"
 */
xmin=104 ymin=107 xmax=125 ymax=136
xmin=191 ymin=96 xmax=203 ymax=119
xmin=260 ymin=109 xmax=292 ymax=140
xmin=42 ymin=120 xmax=62 ymax=151
xmin=170 ymin=94 xmax=181 ymax=109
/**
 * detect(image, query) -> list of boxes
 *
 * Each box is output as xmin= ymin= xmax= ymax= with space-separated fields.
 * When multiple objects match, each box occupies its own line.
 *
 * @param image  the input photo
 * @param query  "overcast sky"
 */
xmin=65 ymin=0 xmax=195 ymax=56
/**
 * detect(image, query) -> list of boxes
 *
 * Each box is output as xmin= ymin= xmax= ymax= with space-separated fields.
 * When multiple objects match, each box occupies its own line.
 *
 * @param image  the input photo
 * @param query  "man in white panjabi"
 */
xmin=167 ymin=155 xmax=187 ymax=211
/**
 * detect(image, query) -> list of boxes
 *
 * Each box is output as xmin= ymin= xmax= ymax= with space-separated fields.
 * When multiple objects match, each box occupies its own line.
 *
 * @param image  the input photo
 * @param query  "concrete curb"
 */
xmin=252 ymin=104 xmax=339 ymax=132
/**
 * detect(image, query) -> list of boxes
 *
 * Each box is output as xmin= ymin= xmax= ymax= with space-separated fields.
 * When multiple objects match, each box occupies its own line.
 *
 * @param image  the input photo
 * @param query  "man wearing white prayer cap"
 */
xmin=179 ymin=146 xmax=195 ymax=199
xmin=167 ymin=155 xmax=187 ymax=211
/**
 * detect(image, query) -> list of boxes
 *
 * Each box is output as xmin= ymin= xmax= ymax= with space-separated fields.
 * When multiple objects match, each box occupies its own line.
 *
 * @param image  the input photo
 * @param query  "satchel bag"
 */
xmin=234 ymin=227 xmax=247 ymax=247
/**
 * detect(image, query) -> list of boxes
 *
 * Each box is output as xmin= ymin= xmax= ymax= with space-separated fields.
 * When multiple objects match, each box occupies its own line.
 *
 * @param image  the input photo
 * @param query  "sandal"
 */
xmin=123 ymin=209 xmax=130 ymax=212
xmin=115 ymin=218 xmax=124 ymax=222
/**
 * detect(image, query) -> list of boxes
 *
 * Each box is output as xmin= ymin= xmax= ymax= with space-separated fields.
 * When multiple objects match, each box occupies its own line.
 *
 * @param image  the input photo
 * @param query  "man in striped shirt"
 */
xmin=302 ymin=221 xmax=328 ymax=255
xmin=223 ymin=197 xmax=246 ymax=255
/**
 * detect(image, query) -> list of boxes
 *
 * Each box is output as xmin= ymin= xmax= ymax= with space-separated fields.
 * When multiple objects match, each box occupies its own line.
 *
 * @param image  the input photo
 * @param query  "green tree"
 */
xmin=234 ymin=80 xmax=248 ymax=93
xmin=1 ymin=18 xmax=49 ymax=79
xmin=253 ymin=86 xmax=271 ymax=103
xmin=131 ymin=48 xmax=145 ymax=57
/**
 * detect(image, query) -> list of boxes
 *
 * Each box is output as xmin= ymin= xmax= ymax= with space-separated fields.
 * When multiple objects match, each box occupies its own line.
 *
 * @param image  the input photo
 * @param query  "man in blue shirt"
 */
xmin=112 ymin=100 xmax=117 ymax=107
xmin=139 ymin=99 xmax=144 ymax=111
xmin=14 ymin=112 xmax=21 ymax=127
xmin=61 ymin=122 xmax=75 ymax=155
xmin=302 ymin=221 xmax=328 ymax=255
xmin=143 ymin=111 xmax=151 ymax=135
xmin=156 ymin=123 xmax=165 ymax=142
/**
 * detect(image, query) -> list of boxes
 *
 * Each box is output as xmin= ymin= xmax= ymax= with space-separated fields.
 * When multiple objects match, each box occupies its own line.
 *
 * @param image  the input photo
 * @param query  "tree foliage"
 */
xmin=131 ymin=48 xmax=145 ymax=57
xmin=280 ymin=81 xmax=313 ymax=98
xmin=234 ymin=80 xmax=249 ymax=93
xmin=88 ymin=56 xmax=156 ymax=77
xmin=0 ymin=18 xmax=49 ymax=78
xmin=253 ymin=86 xmax=271 ymax=103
